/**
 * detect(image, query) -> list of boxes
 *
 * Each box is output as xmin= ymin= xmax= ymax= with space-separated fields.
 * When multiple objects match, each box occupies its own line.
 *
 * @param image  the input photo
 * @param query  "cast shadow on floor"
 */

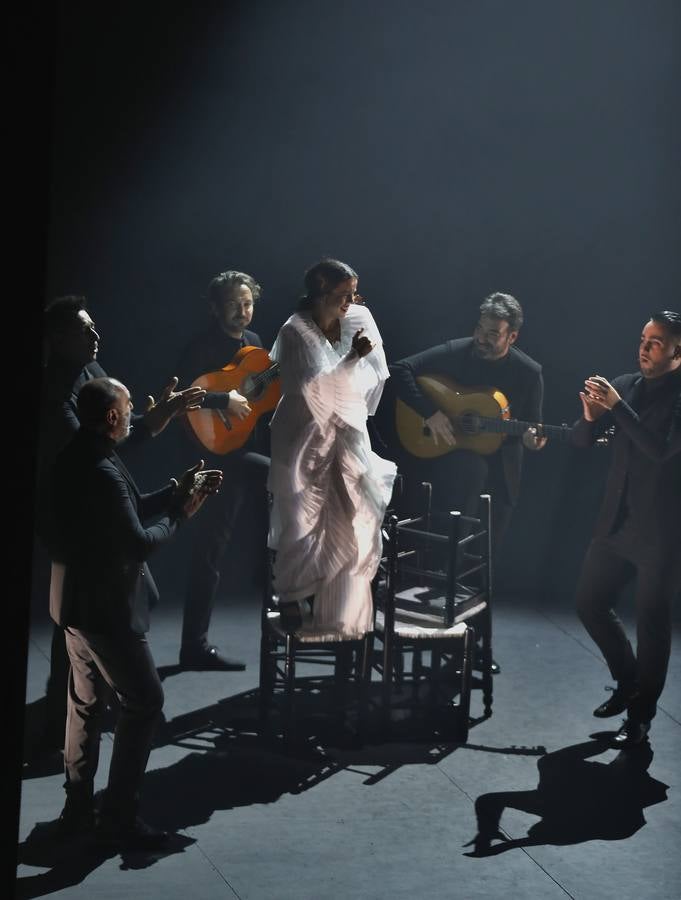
xmin=464 ymin=737 xmax=668 ymax=856
xmin=18 ymin=688 xmax=667 ymax=897
xmin=17 ymin=681 xmax=510 ymax=897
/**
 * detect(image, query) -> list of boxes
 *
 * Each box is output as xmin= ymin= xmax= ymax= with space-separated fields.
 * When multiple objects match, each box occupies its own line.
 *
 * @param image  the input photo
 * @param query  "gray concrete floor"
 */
xmin=16 ymin=591 xmax=681 ymax=900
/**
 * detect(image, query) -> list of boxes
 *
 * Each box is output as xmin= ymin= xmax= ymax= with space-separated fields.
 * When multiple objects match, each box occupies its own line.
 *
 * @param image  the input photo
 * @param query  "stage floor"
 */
xmin=16 ymin=590 xmax=681 ymax=900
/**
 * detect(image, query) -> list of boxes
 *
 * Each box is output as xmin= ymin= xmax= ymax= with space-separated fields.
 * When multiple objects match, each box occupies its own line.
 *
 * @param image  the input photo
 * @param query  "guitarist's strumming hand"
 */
xmin=522 ymin=426 xmax=548 ymax=451
xmin=425 ymin=410 xmax=457 ymax=447
xmin=227 ymin=390 xmax=251 ymax=421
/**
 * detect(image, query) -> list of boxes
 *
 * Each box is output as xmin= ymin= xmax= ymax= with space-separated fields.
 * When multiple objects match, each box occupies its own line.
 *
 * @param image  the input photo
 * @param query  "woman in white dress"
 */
xmin=268 ymin=259 xmax=396 ymax=637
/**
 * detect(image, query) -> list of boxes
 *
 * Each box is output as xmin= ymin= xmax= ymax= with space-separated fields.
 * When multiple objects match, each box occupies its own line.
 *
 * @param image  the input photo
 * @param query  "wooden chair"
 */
xmin=372 ymin=490 xmax=494 ymax=741
xmin=258 ymin=550 xmax=373 ymax=749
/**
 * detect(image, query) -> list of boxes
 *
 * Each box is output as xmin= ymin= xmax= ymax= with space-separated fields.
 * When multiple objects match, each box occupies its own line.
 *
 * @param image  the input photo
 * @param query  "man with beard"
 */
xmin=389 ymin=291 xmax=546 ymax=559
xmin=388 ymin=293 xmax=546 ymax=674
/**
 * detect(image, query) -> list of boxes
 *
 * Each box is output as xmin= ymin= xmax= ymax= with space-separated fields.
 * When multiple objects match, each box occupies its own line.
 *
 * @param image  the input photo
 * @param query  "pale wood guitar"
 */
xmin=395 ymin=375 xmax=572 ymax=458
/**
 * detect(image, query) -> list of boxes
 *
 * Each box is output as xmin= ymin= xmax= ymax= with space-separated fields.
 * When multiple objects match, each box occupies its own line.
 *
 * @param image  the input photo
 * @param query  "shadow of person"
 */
xmin=464 ymin=739 xmax=668 ymax=857
xmin=22 ymin=692 xmax=118 ymax=781
xmin=15 ymin=823 xmax=195 ymax=899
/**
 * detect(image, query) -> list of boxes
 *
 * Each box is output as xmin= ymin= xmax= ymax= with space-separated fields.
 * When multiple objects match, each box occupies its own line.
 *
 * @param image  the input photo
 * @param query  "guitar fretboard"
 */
xmin=450 ymin=413 xmax=572 ymax=441
xmin=245 ymin=363 xmax=280 ymax=398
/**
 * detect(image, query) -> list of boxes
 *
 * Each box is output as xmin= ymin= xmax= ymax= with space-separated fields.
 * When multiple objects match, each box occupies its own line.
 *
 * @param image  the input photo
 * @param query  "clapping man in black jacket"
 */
xmin=49 ymin=376 xmax=221 ymax=849
xmin=573 ymin=310 xmax=681 ymax=747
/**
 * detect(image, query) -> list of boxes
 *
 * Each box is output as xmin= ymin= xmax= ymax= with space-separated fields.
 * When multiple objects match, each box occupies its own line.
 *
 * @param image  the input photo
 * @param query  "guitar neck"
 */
xmin=457 ymin=415 xmax=571 ymax=441
xmin=249 ymin=362 xmax=280 ymax=391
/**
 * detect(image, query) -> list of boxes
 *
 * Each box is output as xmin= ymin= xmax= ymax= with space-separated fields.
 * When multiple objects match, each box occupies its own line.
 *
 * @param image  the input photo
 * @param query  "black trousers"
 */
xmin=181 ymin=451 xmax=269 ymax=652
xmin=575 ymin=520 xmax=681 ymax=722
xmin=64 ymin=626 xmax=163 ymax=821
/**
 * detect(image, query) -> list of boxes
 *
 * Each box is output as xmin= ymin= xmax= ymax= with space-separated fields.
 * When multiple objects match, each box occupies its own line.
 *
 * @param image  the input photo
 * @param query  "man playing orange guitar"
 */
xmin=389 ymin=293 xmax=546 ymax=670
xmin=175 ymin=270 xmax=270 ymax=670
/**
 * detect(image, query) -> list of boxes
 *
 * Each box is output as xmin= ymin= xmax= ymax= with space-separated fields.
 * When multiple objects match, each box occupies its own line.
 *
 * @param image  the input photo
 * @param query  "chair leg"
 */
xmin=382 ymin=637 xmax=394 ymax=735
xmin=357 ymin=633 xmax=373 ymax=743
xmin=284 ymin=634 xmax=296 ymax=748
xmin=480 ymin=611 xmax=493 ymax=717
xmin=393 ymin=650 xmax=404 ymax=686
xmin=429 ymin=649 xmax=442 ymax=711
xmin=458 ymin=627 xmax=474 ymax=742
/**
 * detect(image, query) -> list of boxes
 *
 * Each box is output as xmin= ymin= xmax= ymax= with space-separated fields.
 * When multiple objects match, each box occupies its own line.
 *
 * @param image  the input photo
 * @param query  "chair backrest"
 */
xmin=376 ymin=491 xmax=492 ymax=631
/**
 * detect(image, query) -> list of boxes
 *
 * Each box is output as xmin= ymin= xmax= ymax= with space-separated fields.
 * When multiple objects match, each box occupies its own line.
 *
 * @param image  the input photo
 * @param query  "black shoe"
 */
xmin=56 ymin=801 xmax=95 ymax=838
xmin=278 ymin=600 xmax=303 ymax=631
xmin=179 ymin=645 xmax=246 ymax=671
xmin=473 ymin=650 xmax=500 ymax=675
xmin=593 ymin=683 xmax=638 ymax=718
xmin=611 ymin=718 xmax=650 ymax=748
xmin=95 ymin=815 xmax=170 ymax=850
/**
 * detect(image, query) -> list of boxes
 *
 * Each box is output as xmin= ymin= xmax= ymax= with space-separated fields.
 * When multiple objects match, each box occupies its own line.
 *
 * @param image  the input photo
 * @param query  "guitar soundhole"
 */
xmin=422 ymin=425 xmax=432 ymax=437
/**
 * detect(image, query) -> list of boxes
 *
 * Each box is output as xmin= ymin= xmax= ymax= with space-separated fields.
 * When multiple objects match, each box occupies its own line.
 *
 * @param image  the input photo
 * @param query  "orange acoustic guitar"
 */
xmin=395 ymin=374 xmax=572 ymax=458
xmin=184 ymin=346 xmax=280 ymax=454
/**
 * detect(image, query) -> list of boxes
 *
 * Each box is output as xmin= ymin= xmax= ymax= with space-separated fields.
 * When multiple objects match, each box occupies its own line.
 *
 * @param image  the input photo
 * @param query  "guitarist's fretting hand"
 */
xmin=522 ymin=426 xmax=548 ymax=451
xmin=425 ymin=410 xmax=457 ymax=447
xmin=227 ymin=390 xmax=252 ymax=421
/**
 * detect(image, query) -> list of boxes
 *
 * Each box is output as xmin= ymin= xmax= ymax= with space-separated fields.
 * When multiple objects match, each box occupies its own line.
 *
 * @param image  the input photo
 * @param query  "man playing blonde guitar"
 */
xmin=389 ymin=293 xmax=546 ymax=671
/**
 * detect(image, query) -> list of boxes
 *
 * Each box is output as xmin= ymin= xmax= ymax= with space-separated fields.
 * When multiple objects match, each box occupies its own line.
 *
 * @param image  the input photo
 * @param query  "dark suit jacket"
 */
xmin=35 ymin=359 xmax=152 ymax=545
xmin=49 ymin=429 xmax=184 ymax=634
xmin=571 ymin=368 xmax=681 ymax=553
xmin=389 ymin=337 xmax=544 ymax=504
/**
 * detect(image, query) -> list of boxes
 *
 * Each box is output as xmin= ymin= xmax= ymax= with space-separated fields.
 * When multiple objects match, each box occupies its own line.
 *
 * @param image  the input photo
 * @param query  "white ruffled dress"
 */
xmin=267 ymin=303 xmax=397 ymax=638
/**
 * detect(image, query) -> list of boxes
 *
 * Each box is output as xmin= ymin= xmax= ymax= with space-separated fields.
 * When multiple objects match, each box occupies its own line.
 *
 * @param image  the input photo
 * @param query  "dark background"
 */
xmin=36 ymin=0 xmax=681 ymax=604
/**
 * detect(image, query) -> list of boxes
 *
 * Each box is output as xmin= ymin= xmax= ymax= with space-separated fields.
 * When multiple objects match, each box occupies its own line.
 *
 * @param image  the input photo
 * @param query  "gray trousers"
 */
xmin=64 ymin=626 xmax=163 ymax=821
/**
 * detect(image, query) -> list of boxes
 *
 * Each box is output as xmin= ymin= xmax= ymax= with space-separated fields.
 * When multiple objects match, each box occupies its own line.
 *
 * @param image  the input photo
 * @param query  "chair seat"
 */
xmin=265 ymin=611 xmax=370 ymax=644
xmin=375 ymin=608 xmax=471 ymax=639
xmin=375 ymin=583 xmax=487 ymax=635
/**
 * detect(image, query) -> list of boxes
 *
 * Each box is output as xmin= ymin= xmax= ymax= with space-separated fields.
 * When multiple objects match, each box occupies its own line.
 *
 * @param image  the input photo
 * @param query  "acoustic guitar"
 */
xmin=395 ymin=374 xmax=572 ymax=458
xmin=185 ymin=346 xmax=280 ymax=454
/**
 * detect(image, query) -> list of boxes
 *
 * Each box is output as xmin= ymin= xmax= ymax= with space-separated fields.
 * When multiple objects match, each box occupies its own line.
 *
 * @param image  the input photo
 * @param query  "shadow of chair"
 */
xmin=372 ymin=488 xmax=494 ymax=741
xmin=258 ymin=551 xmax=373 ymax=750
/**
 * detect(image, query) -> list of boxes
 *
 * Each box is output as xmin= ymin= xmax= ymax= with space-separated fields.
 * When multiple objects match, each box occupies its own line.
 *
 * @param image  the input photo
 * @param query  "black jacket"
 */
xmin=571 ymin=368 xmax=681 ymax=551
xmin=389 ymin=337 xmax=544 ymax=503
xmin=35 ymin=359 xmax=152 ymax=544
xmin=50 ymin=429 xmax=184 ymax=634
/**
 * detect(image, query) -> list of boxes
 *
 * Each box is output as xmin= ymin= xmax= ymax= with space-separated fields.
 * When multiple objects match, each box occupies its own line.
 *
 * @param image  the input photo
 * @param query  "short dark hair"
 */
xmin=77 ymin=377 xmax=122 ymax=430
xmin=44 ymin=295 xmax=88 ymax=339
xmin=650 ymin=310 xmax=681 ymax=339
xmin=479 ymin=292 xmax=524 ymax=332
xmin=298 ymin=258 xmax=358 ymax=310
xmin=207 ymin=271 xmax=261 ymax=308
